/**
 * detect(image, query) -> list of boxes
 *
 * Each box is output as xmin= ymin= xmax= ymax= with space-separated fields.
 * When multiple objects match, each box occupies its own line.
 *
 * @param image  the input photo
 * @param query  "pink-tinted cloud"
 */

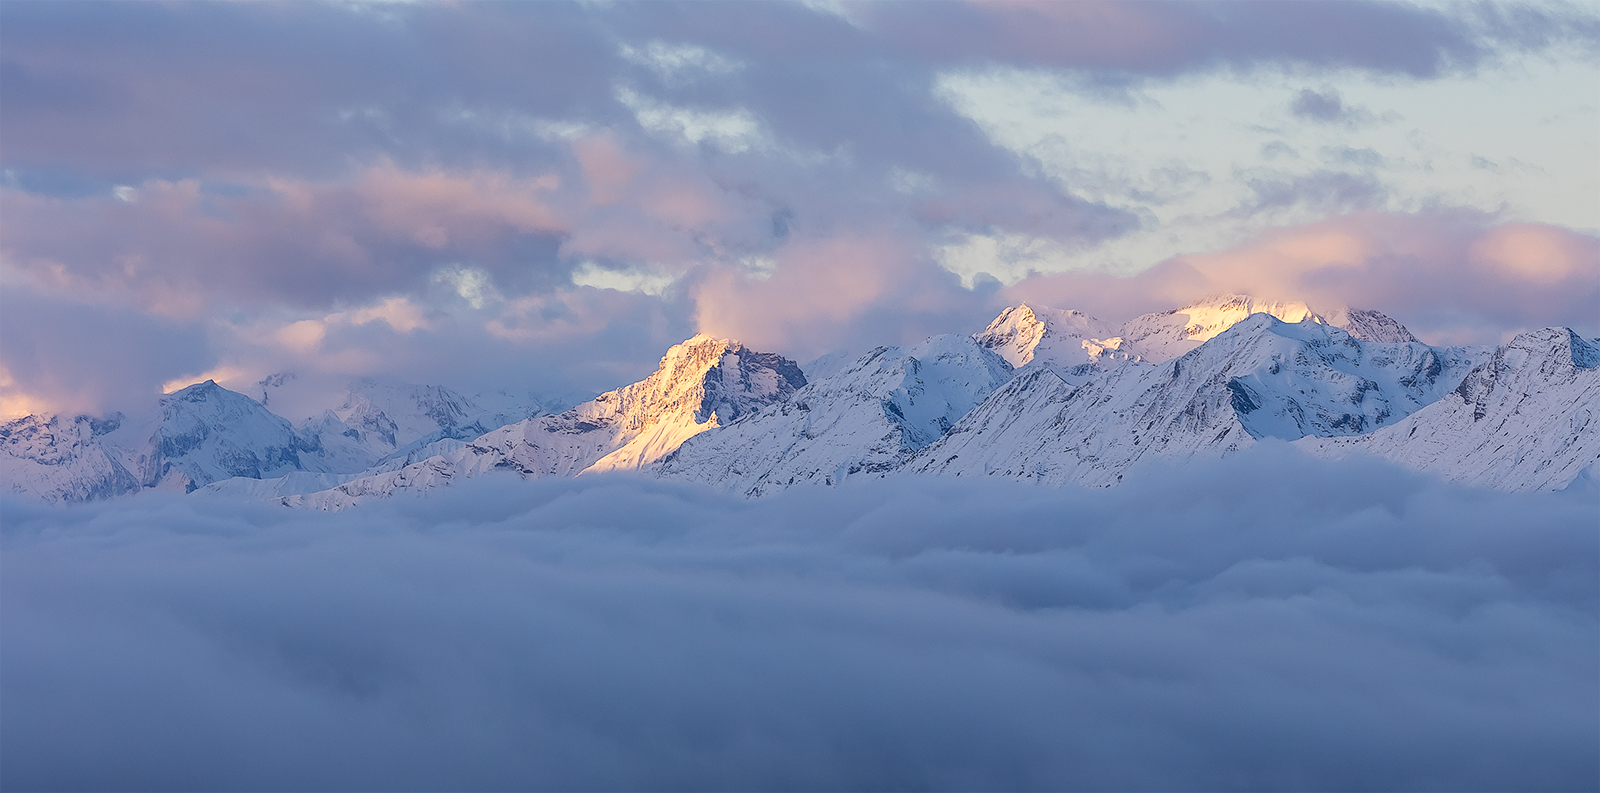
xmin=558 ymin=133 xmax=769 ymax=267
xmin=573 ymin=133 xmax=643 ymax=207
xmin=1006 ymin=212 xmax=1600 ymax=344
xmin=693 ymin=232 xmax=991 ymax=359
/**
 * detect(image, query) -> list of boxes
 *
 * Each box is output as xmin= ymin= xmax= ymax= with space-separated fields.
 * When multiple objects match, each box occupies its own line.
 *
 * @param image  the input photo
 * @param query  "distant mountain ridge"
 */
xmin=974 ymin=294 xmax=1421 ymax=374
xmin=2 ymin=375 xmax=552 ymax=502
xmin=5 ymin=295 xmax=1594 ymax=505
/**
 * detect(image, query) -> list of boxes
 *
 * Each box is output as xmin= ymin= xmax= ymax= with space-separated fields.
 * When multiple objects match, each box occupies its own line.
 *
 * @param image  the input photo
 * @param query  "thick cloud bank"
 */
xmin=3 ymin=445 xmax=1596 ymax=791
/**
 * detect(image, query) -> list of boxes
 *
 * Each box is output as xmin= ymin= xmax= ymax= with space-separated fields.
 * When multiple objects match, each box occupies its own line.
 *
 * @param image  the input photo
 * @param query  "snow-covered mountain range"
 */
xmin=5 ymin=294 xmax=1595 ymax=505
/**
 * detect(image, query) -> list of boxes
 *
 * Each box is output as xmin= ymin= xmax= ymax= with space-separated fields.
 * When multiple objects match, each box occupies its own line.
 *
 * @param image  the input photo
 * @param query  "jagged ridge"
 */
xmin=1300 ymin=329 xmax=1600 ymax=491
xmin=910 ymin=314 xmax=1484 ymax=487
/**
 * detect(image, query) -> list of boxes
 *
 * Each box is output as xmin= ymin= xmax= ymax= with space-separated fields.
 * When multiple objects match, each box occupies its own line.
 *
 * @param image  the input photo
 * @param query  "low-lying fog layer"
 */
xmin=3 ymin=444 xmax=1595 ymax=791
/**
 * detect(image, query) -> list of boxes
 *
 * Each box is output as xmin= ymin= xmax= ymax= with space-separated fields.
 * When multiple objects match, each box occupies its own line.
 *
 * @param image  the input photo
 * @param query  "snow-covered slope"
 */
xmin=2 ymin=381 xmax=330 ymax=500
xmin=1300 ymin=328 xmax=1600 ymax=491
xmin=0 ymin=414 xmax=142 ymax=503
xmin=285 ymin=335 xmax=805 ymax=509
xmin=131 ymin=381 xmax=327 ymax=492
xmin=909 ymin=314 xmax=1477 ymax=487
xmin=656 ymin=334 xmax=1013 ymax=496
xmin=801 ymin=348 xmax=868 ymax=382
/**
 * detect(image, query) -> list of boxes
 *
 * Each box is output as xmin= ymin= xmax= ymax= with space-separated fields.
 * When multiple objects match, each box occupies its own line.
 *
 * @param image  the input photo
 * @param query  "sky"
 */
xmin=3 ymin=446 xmax=1596 ymax=790
xmin=2 ymin=0 xmax=1597 ymax=420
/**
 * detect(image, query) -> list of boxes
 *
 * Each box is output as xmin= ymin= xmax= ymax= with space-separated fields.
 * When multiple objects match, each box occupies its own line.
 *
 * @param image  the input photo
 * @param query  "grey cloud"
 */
xmin=1260 ymin=141 xmax=1300 ymax=161
xmin=0 ymin=170 xmax=574 ymax=311
xmin=5 ymin=1 xmax=1587 ymax=230
xmin=1241 ymin=169 xmax=1389 ymax=214
xmin=1288 ymin=87 xmax=1391 ymax=128
xmin=859 ymin=0 xmax=1598 ymax=78
xmin=0 ymin=2 xmax=620 ymax=180
xmin=1293 ymin=88 xmax=1351 ymax=122
xmin=1324 ymin=146 xmax=1387 ymax=169
xmin=302 ymin=287 xmax=693 ymax=402
xmin=2 ymin=445 xmax=1595 ymax=790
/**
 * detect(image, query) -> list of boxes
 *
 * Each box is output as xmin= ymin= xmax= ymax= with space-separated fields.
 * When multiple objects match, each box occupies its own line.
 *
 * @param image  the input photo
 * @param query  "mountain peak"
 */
xmin=1308 ymin=325 xmax=1599 ymax=492
xmin=606 ymin=334 xmax=804 ymax=433
xmin=975 ymin=303 xmax=1119 ymax=368
xmin=168 ymin=379 xmax=226 ymax=401
xmin=142 ymin=381 xmax=320 ymax=492
xmin=1321 ymin=307 xmax=1420 ymax=344
xmin=1455 ymin=326 xmax=1600 ymax=407
xmin=1179 ymin=293 xmax=1317 ymax=314
xmin=1564 ymin=330 xmax=1599 ymax=370
xmin=681 ymin=332 xmax=728 ymax=344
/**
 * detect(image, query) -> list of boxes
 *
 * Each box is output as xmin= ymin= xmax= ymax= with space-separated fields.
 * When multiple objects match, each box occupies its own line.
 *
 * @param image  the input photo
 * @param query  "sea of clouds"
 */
xmin=3 ymin=444 xmax=1595 ymax=791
